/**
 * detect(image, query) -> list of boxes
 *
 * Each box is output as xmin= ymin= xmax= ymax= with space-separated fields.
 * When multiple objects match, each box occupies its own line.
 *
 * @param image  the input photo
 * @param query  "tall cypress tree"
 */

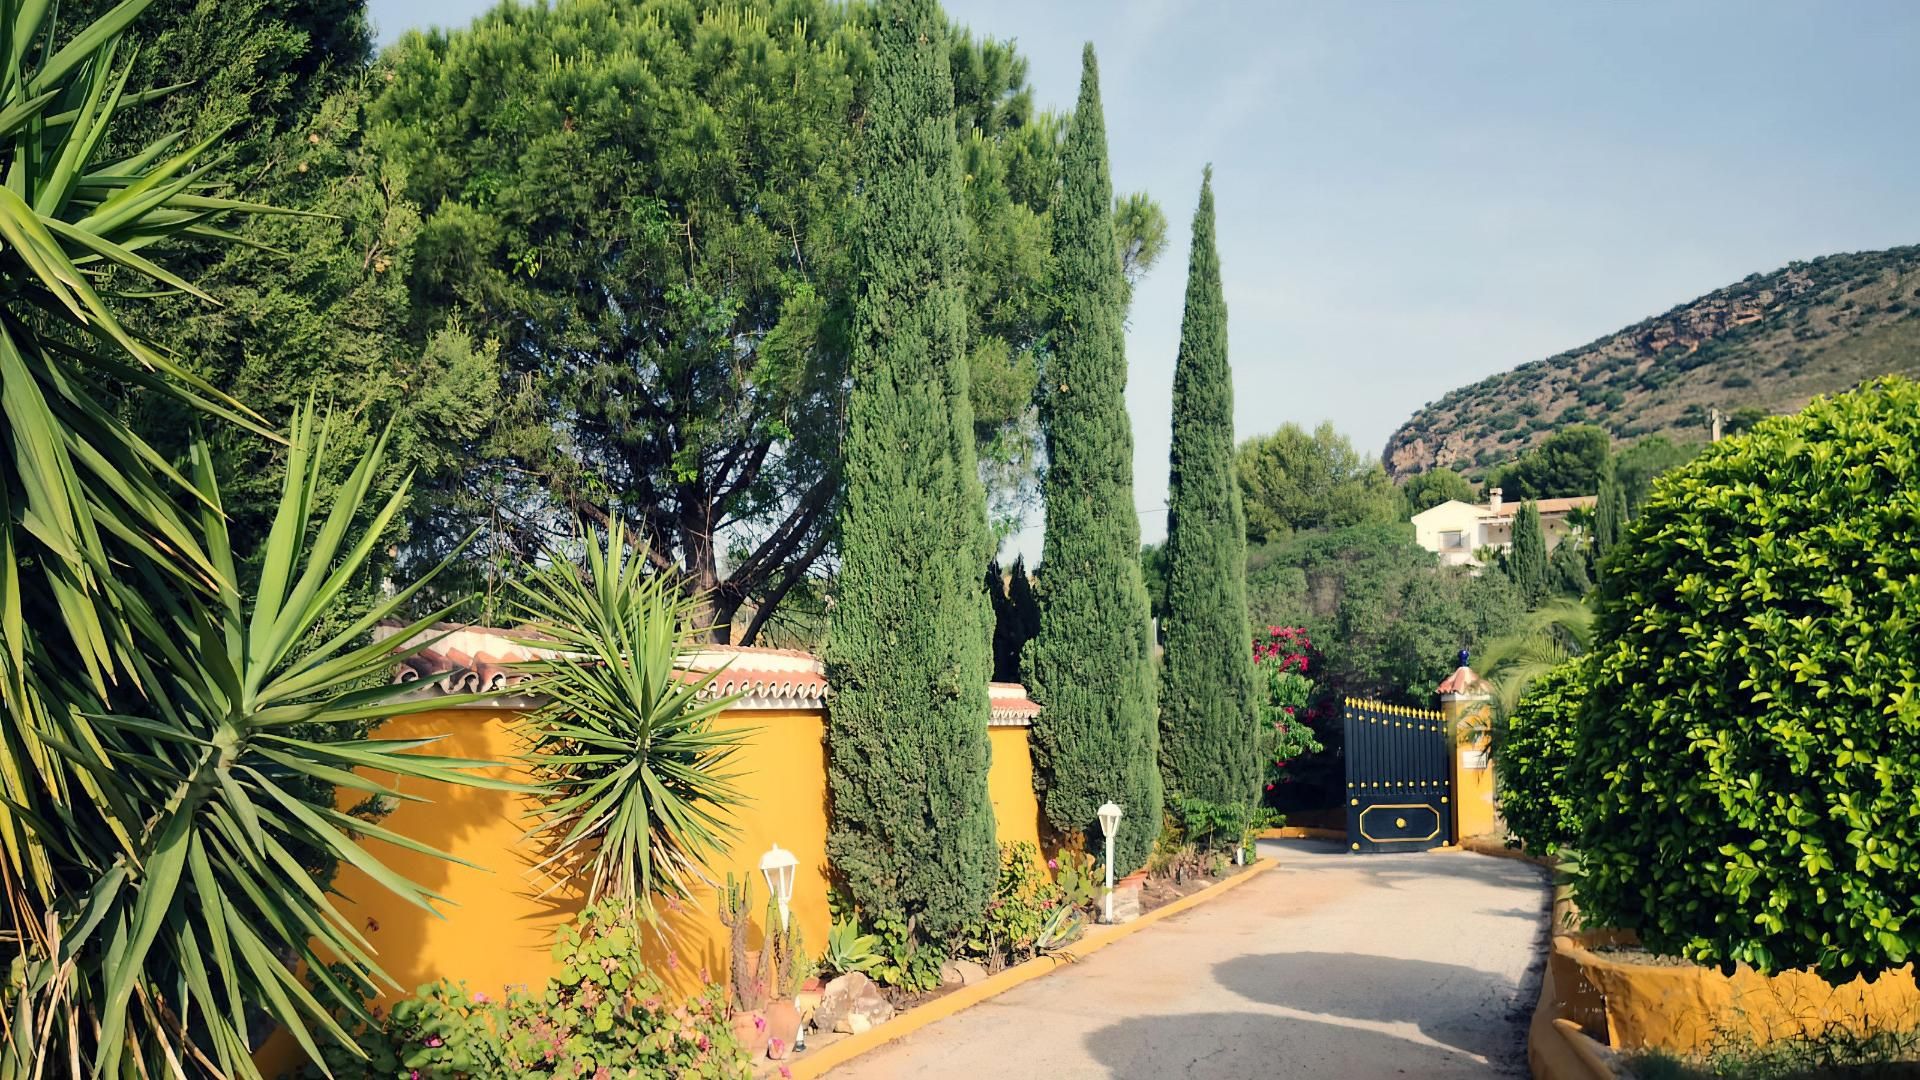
xmin=1158 ymin=170 xmax=1256 ymax=808
xmin=1025 ymin=45 xmax=1163 ymax=874
xmin=1007 ymin=555 xmax=1040 ymax=663
xmin=1594 ymin=468 xmax=1627 ymax=563
xmin=824 ymin=0 xmax=997 ymax=938
xmin=1509 ymin=500 xmax=1550 ymax=607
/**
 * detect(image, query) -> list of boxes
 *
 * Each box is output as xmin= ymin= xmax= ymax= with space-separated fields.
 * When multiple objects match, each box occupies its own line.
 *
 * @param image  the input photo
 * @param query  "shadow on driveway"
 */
xmin=1216 ymin=950 xmax=1532 ymax=1070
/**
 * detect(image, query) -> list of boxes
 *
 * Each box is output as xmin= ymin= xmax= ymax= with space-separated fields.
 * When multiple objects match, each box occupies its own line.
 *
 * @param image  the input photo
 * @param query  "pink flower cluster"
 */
xmin=1251 ymin=626 xmax=1311 ymax=673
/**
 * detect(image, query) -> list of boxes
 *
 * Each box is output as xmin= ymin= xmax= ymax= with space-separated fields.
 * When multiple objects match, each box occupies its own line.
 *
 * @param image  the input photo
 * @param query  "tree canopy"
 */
xmin=1236 ymin=421 xmax=1405 ymax=540
xmin=1486 ymin=424 xmax=1611 ymax=500
xmin=1403 ymin=466 xmax=1476 ymax=512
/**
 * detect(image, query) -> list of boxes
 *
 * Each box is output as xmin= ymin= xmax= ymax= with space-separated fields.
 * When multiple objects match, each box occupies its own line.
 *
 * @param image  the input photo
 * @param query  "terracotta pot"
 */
xmin=1117 ymin=870 xmax=1149 ymax=889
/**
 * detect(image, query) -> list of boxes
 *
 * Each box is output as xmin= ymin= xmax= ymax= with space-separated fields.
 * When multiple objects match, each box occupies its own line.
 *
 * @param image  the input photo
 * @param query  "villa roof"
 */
xmin=377 ymin=623 xmax=1038 ymax=724
xmin=1479 ymin=495 xmax=1597 ymax=518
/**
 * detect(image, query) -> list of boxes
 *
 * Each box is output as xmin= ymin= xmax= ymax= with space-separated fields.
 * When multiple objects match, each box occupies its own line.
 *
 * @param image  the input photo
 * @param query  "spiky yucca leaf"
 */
xmin=5 ymin=408 xmax=521 ymax=1078
xmin=510 ymin=522 xmax=748 ymax=919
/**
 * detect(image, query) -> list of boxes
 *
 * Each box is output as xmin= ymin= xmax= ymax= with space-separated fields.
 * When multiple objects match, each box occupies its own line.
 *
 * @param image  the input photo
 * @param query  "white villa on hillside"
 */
xmin=1411 ymin=488 xmax=1597 ymax=569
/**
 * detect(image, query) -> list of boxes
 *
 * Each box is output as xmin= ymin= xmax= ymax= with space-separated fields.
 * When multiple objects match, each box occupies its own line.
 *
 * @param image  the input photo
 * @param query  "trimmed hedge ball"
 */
xmin=1574 ymin=377 xmax=1920 ymax=980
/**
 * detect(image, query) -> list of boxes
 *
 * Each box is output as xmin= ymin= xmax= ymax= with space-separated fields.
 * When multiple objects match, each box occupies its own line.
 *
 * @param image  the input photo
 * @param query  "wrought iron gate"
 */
xmin=1343 ymin=699 xmax=1452 ymax=852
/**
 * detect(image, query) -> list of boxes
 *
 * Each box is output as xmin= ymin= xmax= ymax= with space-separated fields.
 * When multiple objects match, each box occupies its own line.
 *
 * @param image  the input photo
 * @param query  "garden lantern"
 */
xmin=759 ymin=844 xmax=798 ymax=931
xmin=1096 ymin=802 xmax=1123 ymax=923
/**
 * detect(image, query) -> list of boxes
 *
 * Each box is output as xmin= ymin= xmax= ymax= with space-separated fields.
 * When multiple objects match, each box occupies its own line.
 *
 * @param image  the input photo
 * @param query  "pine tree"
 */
xmin=824 ymin=0 xmax=997 ymax=939
xmin=1157 ymin=170 xmax=1256 ymax=808
xmin=1509 ymin=501 xmax=1550 ymax=607
xmin=1025 ymin=45 xmax=1163 ymax=874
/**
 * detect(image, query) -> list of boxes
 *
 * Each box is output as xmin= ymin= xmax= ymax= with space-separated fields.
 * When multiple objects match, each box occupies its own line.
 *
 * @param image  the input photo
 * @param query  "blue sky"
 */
xmin=367 ymin=1 xmax=1919 ymax=553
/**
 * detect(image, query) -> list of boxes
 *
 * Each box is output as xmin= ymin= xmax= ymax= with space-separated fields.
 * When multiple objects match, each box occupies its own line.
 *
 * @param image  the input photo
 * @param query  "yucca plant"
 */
xmin=6 ymin=407 xmax=522 ymax=1078
xmin=0 ymin=0 xmax=278 ymax=909
xmin=509 ymin=522 xmax=748 ymax=918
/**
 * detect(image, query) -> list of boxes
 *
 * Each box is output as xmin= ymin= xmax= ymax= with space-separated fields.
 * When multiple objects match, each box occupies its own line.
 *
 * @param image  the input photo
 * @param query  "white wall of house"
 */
xmin=1411 ymin=493 xmax=1593 ymax=569
xmin=1411 ymin=500 xmax=1486 ymax=568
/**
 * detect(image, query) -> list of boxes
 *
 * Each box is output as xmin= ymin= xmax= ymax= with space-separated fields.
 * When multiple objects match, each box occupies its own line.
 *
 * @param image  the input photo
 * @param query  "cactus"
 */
xmin=718 ymin=874 xmax=767 ymax=1011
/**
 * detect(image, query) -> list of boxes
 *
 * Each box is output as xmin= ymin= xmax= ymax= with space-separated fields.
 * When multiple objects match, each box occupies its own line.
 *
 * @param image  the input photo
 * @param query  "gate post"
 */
xmin=1438 ymin=651 xmax=1495 ymax=843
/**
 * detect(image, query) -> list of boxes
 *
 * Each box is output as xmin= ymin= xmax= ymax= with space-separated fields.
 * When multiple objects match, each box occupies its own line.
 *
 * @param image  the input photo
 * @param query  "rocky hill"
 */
xmin=1384 ymin=245 xmax=1920 ymax=479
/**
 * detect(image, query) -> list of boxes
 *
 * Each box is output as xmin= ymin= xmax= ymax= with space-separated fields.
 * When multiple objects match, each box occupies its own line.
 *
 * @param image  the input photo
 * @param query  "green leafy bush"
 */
xmin=962 ymin=843 xmax=1089 ymax=967
xmin=1573 ymin=378 xmax=1920 ymax=979
xmin=308 ymin=904 xmax=748 ymax=1078
xmin=1494 ymin=659 xmax=1588 ymax=855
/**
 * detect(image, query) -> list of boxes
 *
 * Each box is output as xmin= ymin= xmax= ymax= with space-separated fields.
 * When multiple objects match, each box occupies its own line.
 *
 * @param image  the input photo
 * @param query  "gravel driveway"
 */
xmin=824 ymin=838 xmax=1550 ymax=1079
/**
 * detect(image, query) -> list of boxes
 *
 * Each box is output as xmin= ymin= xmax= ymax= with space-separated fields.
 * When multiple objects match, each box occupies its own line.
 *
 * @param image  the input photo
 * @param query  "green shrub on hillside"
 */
xmin=1573 ymin=378 xmax=1920 ymax=980
xmin=1495 ymin=660 xmax=1588 ymax=856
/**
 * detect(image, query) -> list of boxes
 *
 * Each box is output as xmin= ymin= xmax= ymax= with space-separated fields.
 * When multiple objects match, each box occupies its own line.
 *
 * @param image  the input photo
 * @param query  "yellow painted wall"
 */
xmin=323 ymin=707 xmax=1045 ymax=1009
xmin=1443 ymin=695 xmax=1498 ymax=841
xmin=988 ymin=725 xmax=1045 ymax=860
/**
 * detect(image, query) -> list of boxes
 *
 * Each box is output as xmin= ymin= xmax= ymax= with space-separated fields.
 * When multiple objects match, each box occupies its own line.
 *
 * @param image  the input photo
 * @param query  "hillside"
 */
xmin=1384 ymin=245 xmax=1920 ymax=479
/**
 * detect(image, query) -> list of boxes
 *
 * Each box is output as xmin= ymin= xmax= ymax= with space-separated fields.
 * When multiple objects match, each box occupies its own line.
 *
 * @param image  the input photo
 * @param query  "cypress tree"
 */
xmin=1158 ymin=170 xmax=1257 ymax=808
xmin=824 ymin=0 xmax=997 ymax=938
xmin=1594 ymin=468 xmax=1627 ymax=561
xmin=1509 ymin=500 xmax=1550 ymax=607
xmin=987 ymin=560 xmax=1018 ymax=683
xmin=1025 ymin=45 xmax=1163 ymax=874
xmin=1007 ymin=555 xmax=1040 ymax=664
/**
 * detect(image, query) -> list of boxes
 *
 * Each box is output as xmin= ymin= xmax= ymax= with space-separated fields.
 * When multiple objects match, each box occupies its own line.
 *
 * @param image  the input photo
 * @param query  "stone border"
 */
xmin=783 ymin=859 xmax=1278 ymax=1079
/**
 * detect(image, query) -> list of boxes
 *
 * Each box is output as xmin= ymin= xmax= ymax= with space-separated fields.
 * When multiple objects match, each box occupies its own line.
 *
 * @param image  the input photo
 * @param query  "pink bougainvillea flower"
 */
xmin=425 ymin=1036 xmax=443 ymax=1048
xmin=769 ymin=1037 xmax=784 ymax=1054
xmin=1047 ymin=858 xmax=1058 ymax=870
xmin=1264 ymin=783 xmax=1275 ymax=791
xmin=472 ymin=991 xmax=489 ymax=1004
xmin=781 ymin=1068 xmax=793 ymax=1079
xmin=754 ymin=1015 xmax=768 ymax=1031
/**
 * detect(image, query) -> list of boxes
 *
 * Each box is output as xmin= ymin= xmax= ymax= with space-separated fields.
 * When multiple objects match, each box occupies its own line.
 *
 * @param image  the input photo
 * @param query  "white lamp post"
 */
xmin=1096 ymin=802 xmax=1123 ymax=923
xmin=759 ymin=843 xmax=798 ymax=932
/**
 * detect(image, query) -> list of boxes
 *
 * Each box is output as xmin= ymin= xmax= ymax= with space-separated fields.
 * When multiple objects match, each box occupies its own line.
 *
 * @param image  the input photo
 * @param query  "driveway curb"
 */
xmin=785 ymin=858 xmax=1279 ymax=1078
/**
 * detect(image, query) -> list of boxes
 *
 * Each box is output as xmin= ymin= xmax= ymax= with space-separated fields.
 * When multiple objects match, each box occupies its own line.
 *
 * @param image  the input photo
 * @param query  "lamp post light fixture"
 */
xmin=759 ymin=843 xmax=798 ymax=932
xmin=1096 ymin=802 xmax=1123 ymax=923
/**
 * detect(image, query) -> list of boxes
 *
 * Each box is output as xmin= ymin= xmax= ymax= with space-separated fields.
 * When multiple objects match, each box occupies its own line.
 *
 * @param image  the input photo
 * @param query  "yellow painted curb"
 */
xmin=1260 ymin=826 xmax=1344 ymax=841
xmin=785 ymin=859 xmax=1278 ymax=1079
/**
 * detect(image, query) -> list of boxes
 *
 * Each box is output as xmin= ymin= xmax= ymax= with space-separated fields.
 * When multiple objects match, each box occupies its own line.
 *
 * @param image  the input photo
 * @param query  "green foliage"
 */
xmin=372 ymin=2 xmax=1165 ymax=635
xmin=1025 ymin=45 xmax=1163 ymax=875
xmin=1594 ymin=467 xmax=1627 ymax=560
xmin=1237 ymin=421 xmax=1406 ymax=540
xmin=821 ymin=919 xmax=882 ymax=979
xmin=1548 ymin=532 xmax=1593 ymax=597
xmin=1158 ymin=170 xmax=1256 ymax=807
xmin=1489 ymin=425 xmax=1612 ymax=500
xmin=1248 ymin=524 xmax=1525 ymax=707
xmin=962 ymin=843 xmax=1080 ymax=967
xmin=511 ymin=522 xmax=746 ymax=914
xmin=865 ymin=909 xmax=946 ymax=993
xmin=1573 ymin=378 xmax=1920 ymax=980
xmin=1494 ymin=659 xmax=1587 ymax=855
xmin=823 ymin=0 xmax=997 ymax=943
xmin=1175 ymin=797 xmax=1274 ymax=855
xmin=308 ymin=904 xmax=749 ymax=1079
xmin=1404 ymin=467 xmax=1477 ymax=512
xmin=375 ymin=0 xmax=864 ymax=637
xmin=989 ymin=557 xmax=1040 ymax=683
xmin=1507 ymin=501 xmax=1550 ymax=606
xmin=1611 ymin=435 xmax=1700 ymax=514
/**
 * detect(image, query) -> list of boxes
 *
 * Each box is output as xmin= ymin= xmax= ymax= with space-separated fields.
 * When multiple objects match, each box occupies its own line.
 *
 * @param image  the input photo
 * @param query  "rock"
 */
xmin=763 ymin=999 xmax=802 ymax=1058
xmin=951 ymin=959 xmax=989 ymax=986
xmin=940 ymin=961 xmax=962 ymax=986
xmin=729 ymin=1011 xmax=770 ymax=1060
xmin=816 ymin=972 xmax=895 ymax=1035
